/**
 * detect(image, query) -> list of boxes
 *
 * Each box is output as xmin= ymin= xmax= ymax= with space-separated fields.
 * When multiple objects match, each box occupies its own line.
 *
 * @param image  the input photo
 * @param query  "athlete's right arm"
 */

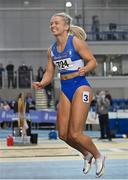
xmin=32 ymin=48 xmax=55 ymax=90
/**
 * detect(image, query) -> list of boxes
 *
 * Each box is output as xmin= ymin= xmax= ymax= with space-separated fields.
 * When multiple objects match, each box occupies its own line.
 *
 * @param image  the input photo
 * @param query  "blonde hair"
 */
xmin=52 ymin=12 xmax=73 ymax=26
xmin=52 ymin=12 xmax=87 ymax=40
xmin=69 ymin=25 xmax=87 ymax=40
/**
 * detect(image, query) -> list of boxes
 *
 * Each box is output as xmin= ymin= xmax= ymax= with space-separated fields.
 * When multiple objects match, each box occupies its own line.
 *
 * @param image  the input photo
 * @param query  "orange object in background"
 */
xmin=7 ymin=135 xmax=14 ymax=146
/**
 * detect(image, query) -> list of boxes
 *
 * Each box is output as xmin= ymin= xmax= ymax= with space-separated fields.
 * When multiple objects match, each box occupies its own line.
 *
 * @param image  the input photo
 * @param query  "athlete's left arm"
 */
xmin=73 ymin=37 xmax=97 ymax=76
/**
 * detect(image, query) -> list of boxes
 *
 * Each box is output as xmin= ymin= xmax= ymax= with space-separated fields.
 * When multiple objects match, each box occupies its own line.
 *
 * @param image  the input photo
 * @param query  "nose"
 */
xmin=50 ymin=25 xmax=54 ymax=31
xmin=50 ymin=22 xmax=55 ymax=28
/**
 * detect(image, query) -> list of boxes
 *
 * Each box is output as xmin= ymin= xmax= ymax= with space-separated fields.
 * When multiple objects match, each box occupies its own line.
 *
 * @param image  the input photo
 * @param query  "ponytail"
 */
xmin=69 ymin=25 xmax=87 ymax=40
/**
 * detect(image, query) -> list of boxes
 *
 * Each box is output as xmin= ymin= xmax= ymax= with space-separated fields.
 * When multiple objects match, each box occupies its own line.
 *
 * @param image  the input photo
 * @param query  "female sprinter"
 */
xmin=33 ymin=12 xmax=105 ymax=178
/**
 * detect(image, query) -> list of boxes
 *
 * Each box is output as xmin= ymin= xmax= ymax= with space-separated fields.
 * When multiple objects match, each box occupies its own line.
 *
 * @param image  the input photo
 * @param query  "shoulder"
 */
xmin=48 ymin=41 xmax=57 ymax=57
xmin=72 ymin=36 xmax=87 ymax=52
xmin=49 ymin=41 xmax=56 ymax=52
xmin=47 ymin=48 xmax=52 ymax=60
xmin=73 ymin=36 xmax=86 ymax=45
xmin=47 ymin=47 xmax=51 ymax=54
xmin=47 ymin=47 xmax=55 ymax=65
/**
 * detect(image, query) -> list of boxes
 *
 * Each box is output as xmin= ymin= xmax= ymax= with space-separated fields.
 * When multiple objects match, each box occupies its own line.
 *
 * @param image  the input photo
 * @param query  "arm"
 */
xmin=32 ymin=48 xmax=55 ymax=89
xmin=73 ymin=37 xmax=97 ymax=76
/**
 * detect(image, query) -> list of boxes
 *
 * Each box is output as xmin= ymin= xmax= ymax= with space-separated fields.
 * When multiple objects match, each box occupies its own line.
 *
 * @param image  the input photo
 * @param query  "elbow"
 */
xmin=92 ymin=59 xmax=98 ymax=70
xmin=90 ymin=61 xmax=97 ymax=73
xmin=95 ymin=61 xmax=98 ymax=68
xmin=89 ymin=56 xmax=98 ymax=70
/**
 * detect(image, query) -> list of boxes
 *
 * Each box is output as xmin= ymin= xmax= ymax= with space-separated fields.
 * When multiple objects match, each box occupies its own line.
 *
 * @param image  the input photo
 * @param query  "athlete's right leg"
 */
xmin=57 ymin=91 xmax=89 ymax=155
xmin=56 ymin=91 xmax=71 ymax=141
xmin=57 ymin=92 xmax=95 ymax=175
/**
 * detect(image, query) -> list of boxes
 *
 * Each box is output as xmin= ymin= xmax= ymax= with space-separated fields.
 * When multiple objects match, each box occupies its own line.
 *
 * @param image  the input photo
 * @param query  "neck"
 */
xmin=57 ymin=33 xmax=68 ymax=41
xmin=56 ymin=33 xmax=69 ymax=52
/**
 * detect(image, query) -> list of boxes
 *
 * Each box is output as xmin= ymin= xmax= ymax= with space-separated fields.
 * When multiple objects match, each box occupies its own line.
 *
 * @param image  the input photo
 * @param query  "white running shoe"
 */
xmin=83 ymin=153 xmax=94 ymax=174
xmin=95 ymin=155 xmax=105 ymax=178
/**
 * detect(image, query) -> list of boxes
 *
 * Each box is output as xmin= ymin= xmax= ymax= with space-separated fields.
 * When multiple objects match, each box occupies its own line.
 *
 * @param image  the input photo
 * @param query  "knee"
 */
xmin=67 ymin=131 xmax=80 ymax=143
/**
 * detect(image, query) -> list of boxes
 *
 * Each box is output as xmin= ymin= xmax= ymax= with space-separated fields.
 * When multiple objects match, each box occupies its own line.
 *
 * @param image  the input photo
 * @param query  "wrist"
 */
xmin=83 ymin=66 xmax=88 ymax=74
xmin=40 ymin=81 xmax=44 ymax=87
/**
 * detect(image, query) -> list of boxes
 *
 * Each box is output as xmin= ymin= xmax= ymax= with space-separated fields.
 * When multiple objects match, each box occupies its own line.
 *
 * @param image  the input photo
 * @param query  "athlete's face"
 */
xmin=50 ymin=16 xmax=69 ymax=36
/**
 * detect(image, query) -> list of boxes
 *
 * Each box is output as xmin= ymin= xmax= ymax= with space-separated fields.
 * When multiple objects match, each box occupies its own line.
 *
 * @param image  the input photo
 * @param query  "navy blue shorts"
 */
xmin=61 ymin=76 xmax=91 ymax=102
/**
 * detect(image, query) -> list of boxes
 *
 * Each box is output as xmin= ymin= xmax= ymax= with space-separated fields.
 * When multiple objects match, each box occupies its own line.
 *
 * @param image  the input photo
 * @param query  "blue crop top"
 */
xmin=50 ymin=35 xmax=84 ymax=75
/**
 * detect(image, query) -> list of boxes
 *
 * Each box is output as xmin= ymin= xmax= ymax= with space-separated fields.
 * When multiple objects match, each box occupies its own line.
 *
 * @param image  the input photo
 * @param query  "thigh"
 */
xmin=69 ymin=86 xmax=93 ymax=133
xmin=57 ymin=91 xmax=71 ymax=135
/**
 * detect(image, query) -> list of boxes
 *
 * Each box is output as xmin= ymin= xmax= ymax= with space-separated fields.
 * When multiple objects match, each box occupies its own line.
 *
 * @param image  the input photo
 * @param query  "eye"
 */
xmin=50 ymin=22 xmax=53 ymax=26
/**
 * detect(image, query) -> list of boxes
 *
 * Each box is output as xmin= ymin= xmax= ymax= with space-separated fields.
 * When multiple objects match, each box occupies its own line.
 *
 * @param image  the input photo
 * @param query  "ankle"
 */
xmin=84 ymin=152 xmax=93 ymax=160
xmin=96 ymin=154 xmax=105 ymax=160
xmin=95 ymin=153 xmax=102 ymax=159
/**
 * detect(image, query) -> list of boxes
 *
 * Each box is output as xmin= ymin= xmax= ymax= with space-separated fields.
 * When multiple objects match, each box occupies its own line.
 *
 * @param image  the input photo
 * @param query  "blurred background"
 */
xmin=0 ymin=0 xmax=128 ymax=136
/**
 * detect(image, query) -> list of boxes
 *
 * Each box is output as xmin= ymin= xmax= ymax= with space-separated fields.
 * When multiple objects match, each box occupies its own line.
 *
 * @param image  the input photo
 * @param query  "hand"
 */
xmin=78 ymin=67 xmax=86 ymax=76
xmin=32 ymin=81 xmax=43 ymax=90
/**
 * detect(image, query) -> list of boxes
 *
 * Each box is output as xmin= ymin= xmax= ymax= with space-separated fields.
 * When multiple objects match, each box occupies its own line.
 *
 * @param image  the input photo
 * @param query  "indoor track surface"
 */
xmin=0 ymin=129 xmax=128 ymax=179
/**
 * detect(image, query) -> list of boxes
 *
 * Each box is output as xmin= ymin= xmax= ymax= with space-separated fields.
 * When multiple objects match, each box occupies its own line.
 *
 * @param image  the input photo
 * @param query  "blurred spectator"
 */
xmin=0 ymin=97 xmax=4 ymax=110
xmin=28 ymin=65 xmax=34 ymax=80
xmin=105 ymin=90 xmax=113 ymax=106
xmin=13 ymin=71 xmax=17 ymax=88
xmin=95 ymin=91 xmax=112 ymax=141
xmin=0 ymin=96 xmax=4 ymax=103
xmin=17 ymin=92 xmax=28 ymax=136
xmin=37 ymin=66 xmax=44 ymax=81
xmin=0 ymin=100 xmax=11 ymax=128
xmin=107 ymin=23 xmax=117 ymax=40
xmin=18 ymin=64 xmax=30 ymax=88
xmin=2 ymin=101 xmax=11 ymax=111
xmin=90 ymin=95 xmax=97 ymax=110
xmin=14 ymin=93 xmax=30 ymax=113
xmin=26 ymin=92 xmax=35 ymax=110
xmin=44 ymin=82 xmax=53 ymax=108
xmin=91 ymin=15 xmax=101 ymax=40
xmin=6 ymin=63 xmax=15 ymax=88
xmin=8 ymin=100 xmax=16 ymax=110
xmin=0 ymin=97 xmax=4 ymax=128
xmin=0 ymin=63 xmax=4 ymax=88
xmin=26 ymin=92 xmax=33 ymax=103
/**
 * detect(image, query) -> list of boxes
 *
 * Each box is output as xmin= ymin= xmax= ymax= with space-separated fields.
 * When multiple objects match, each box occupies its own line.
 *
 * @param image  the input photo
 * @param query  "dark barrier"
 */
xmin=30 ymin=133 xmax=38 ymax=144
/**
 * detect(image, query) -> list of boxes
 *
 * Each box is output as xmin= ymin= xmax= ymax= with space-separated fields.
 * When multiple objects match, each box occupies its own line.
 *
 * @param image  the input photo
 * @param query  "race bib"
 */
xmin=55 ymin=58 xmax=72 ymax=70
xmin=83 ymin=91 xmax=89 ymax=103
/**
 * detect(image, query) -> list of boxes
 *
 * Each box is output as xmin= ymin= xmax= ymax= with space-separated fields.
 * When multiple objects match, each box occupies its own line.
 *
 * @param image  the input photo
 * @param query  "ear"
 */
xmin=64 ymin=24 xmax=70 ymax=31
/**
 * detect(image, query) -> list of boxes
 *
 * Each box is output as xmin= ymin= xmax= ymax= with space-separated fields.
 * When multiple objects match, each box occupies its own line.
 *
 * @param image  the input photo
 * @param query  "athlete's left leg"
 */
xmin=67 ymin=85 xmax=100 ymax=158
xmin=67 ymin=86 xmax=105 ymax=177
